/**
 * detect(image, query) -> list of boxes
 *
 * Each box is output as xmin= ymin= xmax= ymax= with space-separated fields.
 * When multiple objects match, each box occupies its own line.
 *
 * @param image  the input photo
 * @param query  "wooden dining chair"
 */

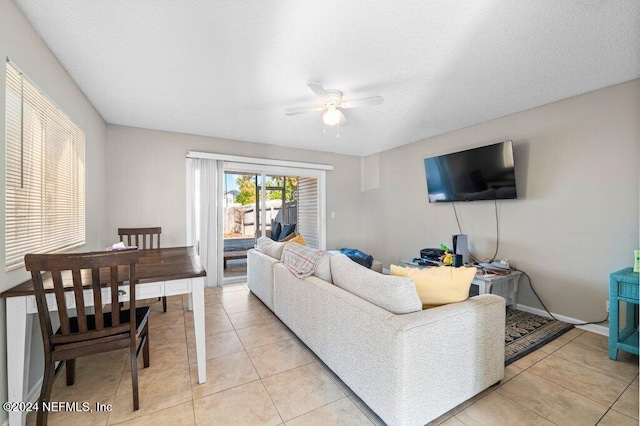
xmin=118 ymin=227 xmax=167 ymax=312
xmin=25 ymin=250 xmax=150 ymax=425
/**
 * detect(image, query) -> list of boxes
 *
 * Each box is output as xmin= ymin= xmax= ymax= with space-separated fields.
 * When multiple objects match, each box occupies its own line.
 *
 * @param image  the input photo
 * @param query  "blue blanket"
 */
xmin=340 ymin=248 xmax=373 ymax=269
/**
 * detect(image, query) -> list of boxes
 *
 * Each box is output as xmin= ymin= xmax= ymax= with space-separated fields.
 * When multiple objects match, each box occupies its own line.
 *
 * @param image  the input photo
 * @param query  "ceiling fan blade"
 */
xmin=341 ymin=96 xmax=384 ymax=109
xmin=337 ymin=109 xmax=349 ymax=126
xmin=307 ymin=81 xmax=331 ymax=103
xmin=285 ymin=106 xmax=323 ymax=116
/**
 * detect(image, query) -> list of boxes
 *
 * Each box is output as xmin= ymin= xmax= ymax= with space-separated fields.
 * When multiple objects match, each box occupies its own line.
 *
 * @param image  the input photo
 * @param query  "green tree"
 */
xmin=235 ymin=175 xmax=256 ymax=205
xmin=268 ymin=177 xmax=298 ymax=202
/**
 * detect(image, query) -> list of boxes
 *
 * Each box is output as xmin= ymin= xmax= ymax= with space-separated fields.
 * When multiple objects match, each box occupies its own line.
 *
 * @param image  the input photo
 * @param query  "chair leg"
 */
xmin=143 ymin=323 xmax=150 ymax=369
xmin=162 ymin=296 xmax=167 ymax=313
xmin=66 ymin=359 xmax=76 ymax=386
xmin=130 ymin=346 xmax=140 ymax=411
xmin=38 ymin=359 xmax=56 ymax=426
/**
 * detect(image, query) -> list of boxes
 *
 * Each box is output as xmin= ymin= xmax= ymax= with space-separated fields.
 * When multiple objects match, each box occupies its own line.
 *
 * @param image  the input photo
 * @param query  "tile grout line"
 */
xmin=525 ymin=365 xmax=622 ymax=409
xmin=494 ymin=383 xmax=563 ymax=426
xmin=225 ymin=298 xmax=285 ymax=425
xmin=594 ymin=380 xmax=638 ymax=425
xmin=550 ymin=348 xmax=638 ymax=386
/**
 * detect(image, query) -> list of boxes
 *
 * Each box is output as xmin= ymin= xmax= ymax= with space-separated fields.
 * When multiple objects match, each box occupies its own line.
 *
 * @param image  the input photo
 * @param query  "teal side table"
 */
xmin=609 ymin=267 xmax=639 ymax=360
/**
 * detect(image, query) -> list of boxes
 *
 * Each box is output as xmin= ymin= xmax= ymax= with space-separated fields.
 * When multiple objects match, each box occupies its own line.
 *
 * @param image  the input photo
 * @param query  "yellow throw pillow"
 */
xmin=281 ymin=232 xmax=298 ymax=242
xmin=391 ymin=265 xmax=477 ymax=306
xmin=288 ymin=234 xmax=306 ymax=246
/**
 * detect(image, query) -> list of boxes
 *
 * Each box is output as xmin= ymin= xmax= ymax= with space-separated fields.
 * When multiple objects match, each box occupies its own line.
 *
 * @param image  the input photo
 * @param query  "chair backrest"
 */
xmin=118 ymin=227 xmax=161 ymax=249
xmin=24 ymin=250 xmax=139 ymax=354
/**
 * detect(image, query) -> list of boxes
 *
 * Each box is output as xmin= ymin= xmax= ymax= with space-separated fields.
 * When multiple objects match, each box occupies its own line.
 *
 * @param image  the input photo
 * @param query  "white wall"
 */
xmin=0 ymin=0 xmax=108 ymax=419
xmin=105 ymin=125 xmax=366 ymax=252
xmin=361 ymin=80 xmax=640 ymax=322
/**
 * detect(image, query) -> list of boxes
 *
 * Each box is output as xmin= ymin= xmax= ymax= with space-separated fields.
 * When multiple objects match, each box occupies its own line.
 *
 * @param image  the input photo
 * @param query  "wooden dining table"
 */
xmin=1 ymin=246 xmax=207 ymax=426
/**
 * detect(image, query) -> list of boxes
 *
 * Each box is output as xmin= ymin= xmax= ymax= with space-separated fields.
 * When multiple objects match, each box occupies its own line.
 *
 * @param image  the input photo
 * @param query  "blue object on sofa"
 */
xmin=340 ymin=248 xmax=374 ymax=269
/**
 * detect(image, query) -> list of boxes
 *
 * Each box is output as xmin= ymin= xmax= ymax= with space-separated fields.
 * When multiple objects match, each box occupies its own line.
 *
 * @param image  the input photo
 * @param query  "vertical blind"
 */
xmin=297 ymin=177 xmax=319 ymax=249
xmin=5 ymin=62 xmax=85 ymax=270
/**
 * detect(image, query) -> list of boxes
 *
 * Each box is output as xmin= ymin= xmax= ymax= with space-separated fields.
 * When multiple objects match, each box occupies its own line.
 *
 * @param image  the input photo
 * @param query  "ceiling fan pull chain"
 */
xmin=336 ymin=123 xmax=340 ymax=138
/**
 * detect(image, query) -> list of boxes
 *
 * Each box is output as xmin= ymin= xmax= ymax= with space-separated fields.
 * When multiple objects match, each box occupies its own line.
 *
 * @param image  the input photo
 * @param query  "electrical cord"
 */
xmin=454 ymin=201 xmax=606 ymax=325
xmin=489 ymin=200 xmax=499 ymax=262
xmin=452 ymin=202 xmax=462 ymax=234
xmin=451 ymin=201 xmax=499 ymax=263
xmin=513 ymin=267 xmax=609 ymax=325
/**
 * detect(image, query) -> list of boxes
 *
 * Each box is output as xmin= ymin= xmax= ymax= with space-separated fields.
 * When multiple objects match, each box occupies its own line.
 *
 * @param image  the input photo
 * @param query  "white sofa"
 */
xmin=247 ymin=242 xmax=505 ymax=426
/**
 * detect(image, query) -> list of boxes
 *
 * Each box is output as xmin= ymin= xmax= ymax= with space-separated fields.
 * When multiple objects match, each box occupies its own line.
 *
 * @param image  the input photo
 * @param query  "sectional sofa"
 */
xmin=247 ymin=238 xmax=505 ymax=426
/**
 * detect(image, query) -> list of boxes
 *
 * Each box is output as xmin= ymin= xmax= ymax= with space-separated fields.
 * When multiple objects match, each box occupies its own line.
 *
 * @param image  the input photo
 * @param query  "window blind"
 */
xmin=5 ymin=63 xmax=85 ymax=270
xmin=296 ymin=177 xmax=319 ymax=249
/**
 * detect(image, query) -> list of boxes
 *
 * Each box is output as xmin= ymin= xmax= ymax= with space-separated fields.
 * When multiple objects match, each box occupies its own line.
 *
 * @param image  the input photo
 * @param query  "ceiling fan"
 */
xmin=285 ymin=81 xmax=384 ymax=127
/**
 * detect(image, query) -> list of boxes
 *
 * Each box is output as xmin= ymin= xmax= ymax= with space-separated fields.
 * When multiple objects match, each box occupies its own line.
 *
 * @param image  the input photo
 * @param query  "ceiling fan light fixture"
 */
xmin=323 ymin=106 xmax=341 ymax=126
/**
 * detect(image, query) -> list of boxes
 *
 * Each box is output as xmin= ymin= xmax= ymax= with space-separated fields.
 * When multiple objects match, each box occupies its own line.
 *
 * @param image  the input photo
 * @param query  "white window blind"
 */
xmin=297 ymin=177 xmax=319 ymax=249
xmin=5 ymin=62 xmax=85 ymax=270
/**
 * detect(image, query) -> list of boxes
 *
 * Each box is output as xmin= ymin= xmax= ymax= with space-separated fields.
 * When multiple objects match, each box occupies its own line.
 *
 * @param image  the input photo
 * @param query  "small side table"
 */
xmin=472 ymin=271 xmax=522 ymax=308
xmin=399 ymin=260 xmax=521 ymax=308
xmin=609 ymin=267 xmax=639 ymax=360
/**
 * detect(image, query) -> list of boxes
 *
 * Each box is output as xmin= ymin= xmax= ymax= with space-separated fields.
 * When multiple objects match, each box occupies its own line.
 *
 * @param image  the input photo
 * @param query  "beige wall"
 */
xmin=105 ymin=125 xmax=366 ymax=251
xmin=361 ymin=80 xmax=640 ymax=322
xmin=0 ymin=0 xmax=108 ymax=419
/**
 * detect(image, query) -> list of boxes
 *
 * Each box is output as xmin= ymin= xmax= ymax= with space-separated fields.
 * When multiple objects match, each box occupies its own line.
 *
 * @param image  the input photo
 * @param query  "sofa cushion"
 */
xmin=391 ymin=265 xmax=477 ymax=306
xmin=331 ymin=255 xmax=421 ymax=314
xmin=313 ymin=251 xmax=333 ymax=283
xmin=257 ymin=236 xmax=286 ymax=260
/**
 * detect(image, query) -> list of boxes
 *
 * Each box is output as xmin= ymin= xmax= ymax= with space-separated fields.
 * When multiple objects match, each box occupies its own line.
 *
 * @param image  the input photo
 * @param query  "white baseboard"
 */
xmin=516 ymin=304 xmax=609 ymax=336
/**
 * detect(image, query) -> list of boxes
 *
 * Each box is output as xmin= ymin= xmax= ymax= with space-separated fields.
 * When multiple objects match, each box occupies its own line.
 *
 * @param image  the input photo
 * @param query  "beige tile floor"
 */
xmin=28 ymin=283 xmax=639 ymax=425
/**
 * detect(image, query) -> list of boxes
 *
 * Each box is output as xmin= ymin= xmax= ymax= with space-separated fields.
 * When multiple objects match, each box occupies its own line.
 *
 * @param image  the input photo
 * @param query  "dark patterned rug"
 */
xmin=505 ymin=308 xmax=574 ymax=366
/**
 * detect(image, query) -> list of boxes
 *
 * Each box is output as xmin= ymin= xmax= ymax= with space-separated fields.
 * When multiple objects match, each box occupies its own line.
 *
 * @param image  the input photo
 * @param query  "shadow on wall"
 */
xmin=513 ymin=142 xmax=529 ymax=200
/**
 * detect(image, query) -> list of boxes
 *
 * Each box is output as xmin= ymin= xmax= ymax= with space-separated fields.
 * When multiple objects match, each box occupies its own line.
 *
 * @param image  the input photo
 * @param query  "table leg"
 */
xmin=191 ymin=277 xmax=207 ymax=383
xmin=7 ymin=297 xmax=33 ymax=426
xmin=609 ymin=289 xmax=619 ymax=361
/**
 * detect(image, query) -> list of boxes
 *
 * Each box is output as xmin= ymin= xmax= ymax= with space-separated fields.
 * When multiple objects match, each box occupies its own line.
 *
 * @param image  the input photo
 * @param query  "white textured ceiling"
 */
xmin=13 ymin=0 xmax=640 ymax=156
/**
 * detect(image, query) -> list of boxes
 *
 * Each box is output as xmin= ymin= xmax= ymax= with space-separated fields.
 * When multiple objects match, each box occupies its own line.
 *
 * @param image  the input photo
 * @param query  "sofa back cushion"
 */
xmin=330 ymin=255 xmax=421 ymax=314
xmin=313 ymin=252 xmax=333 ymax=283
xmin=257 ymin=236 xmax=286 ymax=260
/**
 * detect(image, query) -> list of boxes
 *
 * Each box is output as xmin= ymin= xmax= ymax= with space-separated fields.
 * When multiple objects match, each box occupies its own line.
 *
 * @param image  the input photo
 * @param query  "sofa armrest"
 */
xmin=247 ymin=249 xmax=279 ymax=310
xmin=387 ymin=295 xmax=505 ymax=425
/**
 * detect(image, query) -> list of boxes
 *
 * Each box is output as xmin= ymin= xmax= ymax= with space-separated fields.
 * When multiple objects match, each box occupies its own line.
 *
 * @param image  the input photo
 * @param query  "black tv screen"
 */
xmin=424 ymin=141 xmax=517 ymax=203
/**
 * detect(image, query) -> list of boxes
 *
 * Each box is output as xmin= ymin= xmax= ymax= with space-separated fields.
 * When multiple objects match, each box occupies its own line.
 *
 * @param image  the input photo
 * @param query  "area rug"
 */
xmin=505 ymin=308 xmax=574 ymax=366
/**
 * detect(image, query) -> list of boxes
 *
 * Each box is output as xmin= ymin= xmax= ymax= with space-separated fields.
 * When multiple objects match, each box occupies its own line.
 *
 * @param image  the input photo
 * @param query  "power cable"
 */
xmin=513 ymin=267 xmax=609 ymax=325
xmin=489 ymin=200 xmax=499 ymax=262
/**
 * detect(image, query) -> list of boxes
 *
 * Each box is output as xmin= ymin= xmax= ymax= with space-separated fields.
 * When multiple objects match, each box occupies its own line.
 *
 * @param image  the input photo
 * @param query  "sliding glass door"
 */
xmin=222 ymin=164 xmax=325 ymax=282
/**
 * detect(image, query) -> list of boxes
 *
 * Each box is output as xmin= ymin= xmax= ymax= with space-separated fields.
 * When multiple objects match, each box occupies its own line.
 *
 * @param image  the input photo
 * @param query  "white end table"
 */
xmin=399 ymin=260 xmax=521 ymax=308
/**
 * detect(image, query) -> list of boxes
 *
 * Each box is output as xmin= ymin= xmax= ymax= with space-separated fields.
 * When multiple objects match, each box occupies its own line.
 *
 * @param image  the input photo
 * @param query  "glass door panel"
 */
xmin=261 ymin=175 xmax=298 ymax=241
xmin=222 ymin=172 xmax=258 ymax=280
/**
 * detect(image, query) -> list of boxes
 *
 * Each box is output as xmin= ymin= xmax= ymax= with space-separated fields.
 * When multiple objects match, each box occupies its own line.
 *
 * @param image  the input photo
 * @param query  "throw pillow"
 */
xmin=278 ymin=223 xmax=296 ymax=241
xmin=256 ymin=236 xmax=286 ymax=260
xmin=340 ymin=248 xmax=374 ymax=269
xmin=391 ymin=265 xmax=477 ymax=306
xmin=280 ymin=232 xmax=298 ymax=242
xmin=288 ymin=234 xmax=306 ymax=245
xmin=271 ymin=222 xmax=282 ymax=241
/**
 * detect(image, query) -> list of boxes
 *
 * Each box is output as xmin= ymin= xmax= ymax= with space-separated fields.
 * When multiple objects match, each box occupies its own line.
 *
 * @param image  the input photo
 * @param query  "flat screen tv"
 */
xmin=424 ymin=141 xmax=517 ymax=203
